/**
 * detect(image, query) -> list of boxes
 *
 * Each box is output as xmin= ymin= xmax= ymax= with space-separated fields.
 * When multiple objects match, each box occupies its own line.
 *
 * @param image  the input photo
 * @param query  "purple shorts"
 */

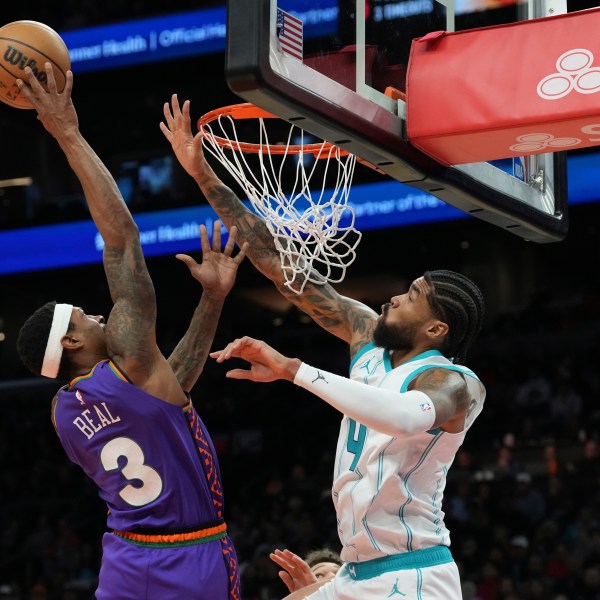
xmin=96 ymin=532 xmax=233 ymax=599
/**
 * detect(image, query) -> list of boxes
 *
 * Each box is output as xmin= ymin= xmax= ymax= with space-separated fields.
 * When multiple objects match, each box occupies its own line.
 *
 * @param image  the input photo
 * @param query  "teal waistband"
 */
xmin=346 ymin=546 xmax=453 ymax=580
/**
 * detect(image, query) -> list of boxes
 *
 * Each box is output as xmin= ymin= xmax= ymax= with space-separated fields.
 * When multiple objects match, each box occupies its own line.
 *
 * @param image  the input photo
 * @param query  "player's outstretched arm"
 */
xmin=17 ymin=65 xmax=173 ymax=394
xmin=161 ymin=95 xmax=377 ymax=349
xmin=168 ymin=223 xmax=247 ymax=392
xmin=211 ymin=337 xmax=471 ymax=434
xmin=18 ymin=65 xmax=137 ymax=250
xmin=160 ymin=94 xmax=281 ymax=279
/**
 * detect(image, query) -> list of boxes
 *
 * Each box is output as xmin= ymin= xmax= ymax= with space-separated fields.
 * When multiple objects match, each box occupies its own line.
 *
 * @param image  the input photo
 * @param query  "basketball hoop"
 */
xmin=198 ymin=102 xmax=361 ymax=294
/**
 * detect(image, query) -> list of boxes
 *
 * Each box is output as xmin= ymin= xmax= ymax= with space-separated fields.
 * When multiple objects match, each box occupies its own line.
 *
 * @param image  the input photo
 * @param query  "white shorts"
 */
xmin=304 ymin=546 xmax=461 ymax=600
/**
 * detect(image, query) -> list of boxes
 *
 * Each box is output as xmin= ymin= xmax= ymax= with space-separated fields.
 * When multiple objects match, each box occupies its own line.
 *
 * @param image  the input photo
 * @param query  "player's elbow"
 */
xmin=104 ymin=219 xmax=140 ymax=247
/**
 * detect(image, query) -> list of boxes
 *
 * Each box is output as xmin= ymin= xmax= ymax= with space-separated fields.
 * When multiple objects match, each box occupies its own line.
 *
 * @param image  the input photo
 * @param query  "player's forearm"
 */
xmin=55 ymin=129 xmax=137 ymax=246
xmin=193 ymin=168 xmax=284 ymax=281
xmin=293 ymin=363 xmax=437 ymax=435
xmin=168 ymin=293 xmax=226 ymax=392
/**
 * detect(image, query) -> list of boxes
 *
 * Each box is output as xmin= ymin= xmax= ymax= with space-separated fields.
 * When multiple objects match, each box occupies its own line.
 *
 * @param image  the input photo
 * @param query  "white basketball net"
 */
xmin=200 ymin=108 xmax=361 ymax=294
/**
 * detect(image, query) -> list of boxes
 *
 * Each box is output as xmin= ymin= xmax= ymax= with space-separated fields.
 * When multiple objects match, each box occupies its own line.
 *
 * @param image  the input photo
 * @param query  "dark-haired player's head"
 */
xmin=373 ymin=270 xmax=484 ymax=364
xmin=304 ymin=548 xmax=342 ymax=582
xmin=17 ymin=302 xmax=107 ymax=381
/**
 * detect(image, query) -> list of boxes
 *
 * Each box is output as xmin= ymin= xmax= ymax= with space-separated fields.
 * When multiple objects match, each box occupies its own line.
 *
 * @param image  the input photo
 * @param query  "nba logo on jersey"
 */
xmin=420 ymin=402 xmax=432 ymax=411
xmin=76 ymin=390 xmax=85 ymax=405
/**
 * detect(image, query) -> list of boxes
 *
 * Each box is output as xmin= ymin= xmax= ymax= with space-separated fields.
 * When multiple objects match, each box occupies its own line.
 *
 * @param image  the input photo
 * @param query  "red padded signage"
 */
xmin=406 ymin=8 xmax=600 ymax=165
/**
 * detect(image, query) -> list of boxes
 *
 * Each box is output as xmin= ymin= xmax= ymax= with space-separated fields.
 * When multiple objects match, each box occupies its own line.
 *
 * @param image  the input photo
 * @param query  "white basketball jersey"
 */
xmin=333 ymin=344 xmax=485 ymax=563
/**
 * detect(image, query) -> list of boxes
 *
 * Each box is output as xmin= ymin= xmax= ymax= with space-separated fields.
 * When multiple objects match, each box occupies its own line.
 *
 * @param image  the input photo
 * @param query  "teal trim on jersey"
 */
xmin=399 ymin=364 xmax=480 ymax=394
xmin=399 ymin=433 xmax=443 ymax=551
xmin=345 ymin=545 xmax=453 ymax=580
xmin=349 ymin=342 xmax=377 ymax=371
xmin=426 ymin=428 xmax=441 ymax=435
xmin=405 ymin=349 xmax=444 ymax=364
xmin=350 ymin=347 xmax=447 ymax=375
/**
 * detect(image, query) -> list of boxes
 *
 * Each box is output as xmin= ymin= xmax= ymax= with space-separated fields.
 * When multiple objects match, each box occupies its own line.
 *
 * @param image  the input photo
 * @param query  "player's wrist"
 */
xmin=283 ymin=358 xmax=302 ymax=381
xmin=194 ymin=163 xmax=217 ymax=186
xmin=200 ymin=288 xmax=228 ymax=305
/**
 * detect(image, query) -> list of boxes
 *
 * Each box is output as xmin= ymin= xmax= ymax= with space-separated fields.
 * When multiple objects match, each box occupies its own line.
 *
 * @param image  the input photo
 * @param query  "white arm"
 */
xmin=293 ymin=363 xmax=436 ymax=436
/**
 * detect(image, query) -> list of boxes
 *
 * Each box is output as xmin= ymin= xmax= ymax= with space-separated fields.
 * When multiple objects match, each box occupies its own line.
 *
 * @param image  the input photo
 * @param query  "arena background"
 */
xmin=1 ymin=2 xmax=600 ymax=599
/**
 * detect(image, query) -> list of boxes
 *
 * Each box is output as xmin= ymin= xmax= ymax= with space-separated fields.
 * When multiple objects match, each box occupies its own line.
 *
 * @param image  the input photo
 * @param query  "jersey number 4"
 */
xmin=347 ymin=419 xmax=367 ymax=471
xmin=100 ymin=437 xmax=163 ymax=507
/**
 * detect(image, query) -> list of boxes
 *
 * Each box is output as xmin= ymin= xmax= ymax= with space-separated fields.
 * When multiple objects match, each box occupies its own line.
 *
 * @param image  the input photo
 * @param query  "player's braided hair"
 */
xmin=424 ymin=270 xmax=485 ymax=365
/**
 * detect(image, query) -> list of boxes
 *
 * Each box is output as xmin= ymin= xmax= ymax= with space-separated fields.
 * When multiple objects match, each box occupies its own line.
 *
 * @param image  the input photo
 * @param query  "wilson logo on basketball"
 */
xmin=2 ymin=46 xmax=48 ymax=83
xmin=538 ymin=49 xmax=600 ymax=100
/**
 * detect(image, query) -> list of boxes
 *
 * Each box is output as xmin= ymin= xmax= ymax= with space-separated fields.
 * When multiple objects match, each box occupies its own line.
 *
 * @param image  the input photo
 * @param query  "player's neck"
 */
xmin=388 ymin=345 xmax=433 ymax=369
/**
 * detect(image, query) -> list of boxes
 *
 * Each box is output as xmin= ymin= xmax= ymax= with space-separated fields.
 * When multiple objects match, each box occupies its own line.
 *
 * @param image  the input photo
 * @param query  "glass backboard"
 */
xmin=225 ymin=0 xmax=571 ymax=242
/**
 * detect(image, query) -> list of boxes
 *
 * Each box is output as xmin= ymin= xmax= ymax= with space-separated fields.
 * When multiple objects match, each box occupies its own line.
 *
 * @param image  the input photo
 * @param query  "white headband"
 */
xmin=41 ymin=303 xmax=74 ymax=379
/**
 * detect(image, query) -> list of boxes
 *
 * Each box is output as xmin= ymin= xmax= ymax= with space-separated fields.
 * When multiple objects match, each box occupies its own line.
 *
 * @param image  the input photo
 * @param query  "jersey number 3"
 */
xmin=100 ymin=437 xmax=163 ymax=507
xmin=347 ymin=419 xmax=367 ymax=471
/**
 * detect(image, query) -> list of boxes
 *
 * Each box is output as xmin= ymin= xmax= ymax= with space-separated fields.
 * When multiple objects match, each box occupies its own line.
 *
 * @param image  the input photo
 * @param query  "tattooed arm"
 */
xmin=19 ymin=65 xmax=185 ymax=404
xmin=410 ymin=368 xmax=472 ymax=432
xmin=168 ymin=223 xmax=246 ymax=392
xmin=161 ymin=95 xmax=377 ymax=349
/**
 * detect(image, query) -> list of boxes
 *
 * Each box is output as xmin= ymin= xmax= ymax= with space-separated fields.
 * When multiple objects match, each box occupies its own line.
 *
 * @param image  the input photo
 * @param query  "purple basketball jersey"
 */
xmin=53 ymin=360 xmax=221 ymax=531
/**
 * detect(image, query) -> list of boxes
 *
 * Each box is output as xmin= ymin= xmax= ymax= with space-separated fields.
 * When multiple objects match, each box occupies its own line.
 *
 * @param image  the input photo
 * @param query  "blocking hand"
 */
xmin=176 ymin=222 xmax=247 ymax=300
xmin=160 ymin=93 xmax=206 ymax=180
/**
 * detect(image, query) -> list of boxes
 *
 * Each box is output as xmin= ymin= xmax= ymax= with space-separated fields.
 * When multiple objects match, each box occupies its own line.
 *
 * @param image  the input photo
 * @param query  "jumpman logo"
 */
xmin=312 ymin=370 xmax=328 ymax=384
xmin=387 ymin=579 xmax=407 ymax=597
xmin=360 ymin=357 xmax=383 ymax=377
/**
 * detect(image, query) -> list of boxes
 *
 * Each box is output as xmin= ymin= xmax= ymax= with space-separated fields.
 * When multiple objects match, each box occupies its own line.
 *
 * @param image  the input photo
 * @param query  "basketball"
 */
xmin=0 ymin=20 xmax=70 ymax=109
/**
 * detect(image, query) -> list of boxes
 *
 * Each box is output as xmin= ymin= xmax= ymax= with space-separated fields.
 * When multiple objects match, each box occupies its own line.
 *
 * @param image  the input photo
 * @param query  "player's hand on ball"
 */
xmin=17 ymin=63 xmax=78 ymax=138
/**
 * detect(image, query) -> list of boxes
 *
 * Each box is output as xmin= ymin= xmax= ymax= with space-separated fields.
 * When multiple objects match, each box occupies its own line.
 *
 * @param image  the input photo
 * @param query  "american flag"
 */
xmin=276 ymin=8 xmax=303 ymax=61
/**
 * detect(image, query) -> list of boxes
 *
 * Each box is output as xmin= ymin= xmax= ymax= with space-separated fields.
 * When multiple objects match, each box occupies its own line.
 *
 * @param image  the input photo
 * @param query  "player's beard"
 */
xmin=373 ymin=309 xmax=418 ymax=352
